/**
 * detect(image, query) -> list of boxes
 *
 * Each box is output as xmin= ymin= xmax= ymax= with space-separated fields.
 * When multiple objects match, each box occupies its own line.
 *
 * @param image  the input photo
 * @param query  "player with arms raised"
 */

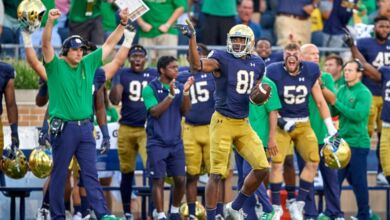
xmin=178 ymin=20 xmax=275 ymax=220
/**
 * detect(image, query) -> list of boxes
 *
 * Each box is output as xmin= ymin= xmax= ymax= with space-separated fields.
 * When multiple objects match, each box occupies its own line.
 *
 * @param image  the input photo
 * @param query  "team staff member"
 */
xmin=346 ymin=41 xmax=390 ymax=202
xmin=142 ymin=56 xmax=194 ymax=220
xmin=298 ymin=44 xmax=343 ymax=220
xmin=110 ymin=44 xmax=158 ymax=220
xmin=42 ymin=8 xmax=129 ymax=219
xmin=329 ymin=60 xmax=372 ymax=220
xmin=347 ymin=16 xmax=390 ymax=184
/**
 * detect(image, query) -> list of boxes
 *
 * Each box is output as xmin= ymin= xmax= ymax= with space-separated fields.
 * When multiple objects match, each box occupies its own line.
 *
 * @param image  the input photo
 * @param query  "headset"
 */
xmin=61 ymin=35 xmax=87 ymax=56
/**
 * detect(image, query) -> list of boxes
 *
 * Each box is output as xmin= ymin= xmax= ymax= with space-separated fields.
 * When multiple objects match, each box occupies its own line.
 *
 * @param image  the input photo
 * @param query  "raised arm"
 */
xmin=177 ymin=19 xmax=219 ymax=73
xmin=42 ymin=9 xmax=61 ymax=63
xmin=21 ymin=31 xmax=47 ymax=80
xmin=101 ymin=8 xmax=129 ymax=61
xmin=102 ymin=27 xmax=135 ymax=80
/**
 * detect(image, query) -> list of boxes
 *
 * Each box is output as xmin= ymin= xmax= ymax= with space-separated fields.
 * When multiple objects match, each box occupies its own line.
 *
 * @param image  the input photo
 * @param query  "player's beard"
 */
xmin=375 ymin=31 xmax=389 ymax=42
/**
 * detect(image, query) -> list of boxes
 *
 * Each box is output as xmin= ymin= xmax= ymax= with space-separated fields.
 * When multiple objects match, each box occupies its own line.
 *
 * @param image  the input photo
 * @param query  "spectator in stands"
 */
xmin=100 ymin=0 xmax=118 ymax=40
xmin=137 ymin=0 xmax=185 ymax=62
xmin=1 ymin=0 xmax=21 ymax=56
xmin=322 ymin=0 xmax=359 ymax=48
xmin=330 ymin=59 xmax=372 ymax=220
xmin=68 ymin=0 xmax=105 ymax=45
xmin=198 ymin=0 xmax=237 ymax=46
xmin=251 ymin=0 xmax=267 ymax=24
xmin=55 ymin=0 xmax=70 ymax=42
xmin=310 ymin=4 xmax=324 ymax=47
xmin=274 ymin=0 xmax=316 ymax=46
xmin=260 ymin=0 xmax=278 ymax=45
xmin=236 ymin=0 xmax=262 ymax=42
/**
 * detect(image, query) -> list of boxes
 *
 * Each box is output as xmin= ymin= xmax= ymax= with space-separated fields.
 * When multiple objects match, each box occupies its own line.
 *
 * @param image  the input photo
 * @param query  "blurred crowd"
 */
xmin=1 ymin=0 xmax=390 ymax=58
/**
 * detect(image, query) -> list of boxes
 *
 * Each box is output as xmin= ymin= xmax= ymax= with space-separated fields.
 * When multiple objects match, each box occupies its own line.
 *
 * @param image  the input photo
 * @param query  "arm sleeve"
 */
xmin=83 ymin=47 xmax=103 ymax=77
xmin=334 ymin=90 xmax=372 ymax=122
xmin=142 ymin=85 xmax=158 ymax=110
xmin=44 ymin=55 xmax=59 ymax=77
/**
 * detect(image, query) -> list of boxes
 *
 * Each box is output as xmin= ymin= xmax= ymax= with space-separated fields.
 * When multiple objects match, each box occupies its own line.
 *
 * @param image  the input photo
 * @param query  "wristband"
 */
xmin=21 ymin=31 xmax=33 ymax=48
xmin=168 ymin=93 xmax=175 ymax=99
xmin=183 ymin=91 xmax=190 ymax=96
xmin=324 ymin=117 xmax=337 ymax=135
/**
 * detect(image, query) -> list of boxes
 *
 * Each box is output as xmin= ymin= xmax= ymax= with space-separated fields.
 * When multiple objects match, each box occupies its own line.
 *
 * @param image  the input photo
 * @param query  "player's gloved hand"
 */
xmin=39 ymin=120 xmax=50 ymax=146
xmin=174 ymin=19 xmax=196 ymax=38
xmin=99 ymin=124 xmax=110 ymax=154
xmin=277 ymin=117 xmax=296 ymax=133
xmin=343 ymin=28 xmax=355 ymax=48
xmin=10 ymin=123 xmax=19 ymax=150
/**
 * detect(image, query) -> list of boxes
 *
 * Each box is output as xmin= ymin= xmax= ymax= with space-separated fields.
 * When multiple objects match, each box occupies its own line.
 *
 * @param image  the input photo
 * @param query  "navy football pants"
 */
xmin=49 ymin=121 xmax=109 ymax=219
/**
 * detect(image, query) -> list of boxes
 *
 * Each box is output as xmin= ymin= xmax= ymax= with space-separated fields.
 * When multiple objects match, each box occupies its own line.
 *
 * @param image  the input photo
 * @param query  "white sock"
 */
xmin=170 ymin=205 xmax=179 ymax=214
xmin=157 ymin=212 xmax=166 ymax=219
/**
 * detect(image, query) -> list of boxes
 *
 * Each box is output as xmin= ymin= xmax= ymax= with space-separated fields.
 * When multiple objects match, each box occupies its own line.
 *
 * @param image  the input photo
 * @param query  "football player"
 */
xmin=176 ymin=44 xmax=217 ymax=219
xmin=298 ymin=44 xmax=343 ymax=220
xmin=234 ymin=75 xmax=281 ymax=219
xmin=267 ymin=43 xmax=337 ymax=220
xmin=179 ymin=21 xmax=272 ymax=219
xmin=109 ymin=44 xmax=158 ymax=220
xmin=142 ymin=56 xmax=194 ymax=220
xmin=345 ymin=16 xmax=390 ymax=184
xmin=255 ymin=38 xmax=283 ymax=66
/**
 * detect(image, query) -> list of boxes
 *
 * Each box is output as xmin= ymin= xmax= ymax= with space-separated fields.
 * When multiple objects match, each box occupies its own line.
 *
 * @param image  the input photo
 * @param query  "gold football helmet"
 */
xmin=227 ymin=24 xmax=255 ymax=58
xmin=29 ymin=146 xmax=53 ymax=178
xmin=17 ymin=0 xmax=47 ymax=33
xmin=321 ymin=135 xmax=351 ymax=169
xmin=179 ymin=201 xmax=206 ymax=220
xmin=2 ymin=147 xmax=28 ymax=179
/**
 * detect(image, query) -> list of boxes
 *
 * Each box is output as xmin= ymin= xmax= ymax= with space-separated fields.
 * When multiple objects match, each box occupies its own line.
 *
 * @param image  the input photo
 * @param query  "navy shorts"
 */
xmin=146 ymin=142 xmax=186 ymax=179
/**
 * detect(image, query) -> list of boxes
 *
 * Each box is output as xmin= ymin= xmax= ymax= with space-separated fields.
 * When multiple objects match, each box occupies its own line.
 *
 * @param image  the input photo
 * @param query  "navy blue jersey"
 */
xmin=267 ymin=61 xmax=320 ymax=118
xmin=209 ymin=50 xmax=265 ymax=119
xmin=379 ymin=67 xmax=390 ymax=122
xmin=0 ymin=62 xmax=15 ymax=114
xmin=323 ymin=0 xmax=358 ymax=35
xmin=93 ymin=68 xmax=106 ymax=92
xmin=357 ymin=38 xmax=390 ymax=96
xmin=263 ymin=52 xmax=284 ymax=66
xmin=146 ymin=78 xmax=184 ymax=146
xmin=114 ymin=67 xmax=157 ymax=127
xmin=177 ymin=71 xmax=215 ymax=125
xmin=179 ymin=66 xmax=190 ymax=72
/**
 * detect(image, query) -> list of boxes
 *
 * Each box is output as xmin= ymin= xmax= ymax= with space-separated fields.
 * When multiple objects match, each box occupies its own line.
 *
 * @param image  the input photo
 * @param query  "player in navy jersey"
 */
xmin=142 ymin=56 xmax=194 ymax=220
xmin=176 ymin=44 xmax=217 ymax=218
xmin=346 ymin=16 xmax=390 ymax=185
xmin=255 ymin=38 xmax=283 ymax=66
xmin=0 ymin=62 xmax=19 ymax=169
xmin=267 ymin=43 xmax=338 ymax=220
xmin=178 ymin=21 xmax=272 ymax=219
xmin=109 ymin=44 xmax=158 ymax=219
